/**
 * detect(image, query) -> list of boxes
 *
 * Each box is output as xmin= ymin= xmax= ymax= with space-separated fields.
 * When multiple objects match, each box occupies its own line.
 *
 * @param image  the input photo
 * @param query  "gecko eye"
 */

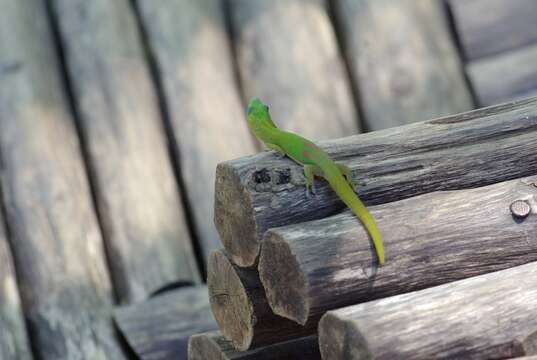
xmin=264 ymin=105 xmax=269 ymax=111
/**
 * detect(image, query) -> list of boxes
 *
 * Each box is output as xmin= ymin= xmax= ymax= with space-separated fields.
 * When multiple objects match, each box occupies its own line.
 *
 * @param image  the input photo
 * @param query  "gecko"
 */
xmin=246 ymin=97 xmax=385 ymax=265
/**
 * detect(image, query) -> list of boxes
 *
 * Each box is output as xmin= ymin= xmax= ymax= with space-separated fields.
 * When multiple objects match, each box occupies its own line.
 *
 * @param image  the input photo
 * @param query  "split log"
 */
xmin=0 ymin=0 xmax=124 ymax=358
xmin=114 ymin=285 xmax=217 ymax=360
xmin=448 ymin=0 xmax=537 ymax=60
xmin=228 ymin=0 xmax=360 ymax=138
xmin=188 ymin=331 xmax=319 ymax=360
xmin=467 ymin=44 xmax=537 ymax=106
xmin=259 ymin=175 xmax=537 ymax=326
xmin=0 ymin=212 xmax=32 ymax=359
xmin=318 ymin=261 xmax=537 ymax=359
xmin=134 ymin=0 xmax=256 ymax=260
xmin=215 ymin=98 xmax=537 ymax=267
xmin=49 ymin=0 xmax=200 ymax=304
xmin=207 ymin=249 xmax=313 ymax=351
xmin=331 ymin=0 xmax=472 ymax=130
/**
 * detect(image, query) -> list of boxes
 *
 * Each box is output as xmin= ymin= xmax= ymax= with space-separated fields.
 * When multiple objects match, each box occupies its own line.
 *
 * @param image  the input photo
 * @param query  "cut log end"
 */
xmin=188 ymin=332 xmax=228 ymax=360
xmin=318 ymin=313 xmax=370 ymax=360
xmin=207 ymin=250 xmax=255 ymax=351
xmin=214 ymin=163 xmax=259 ymax=267
xmin=258 ymin=232 xmax=308 ymax=325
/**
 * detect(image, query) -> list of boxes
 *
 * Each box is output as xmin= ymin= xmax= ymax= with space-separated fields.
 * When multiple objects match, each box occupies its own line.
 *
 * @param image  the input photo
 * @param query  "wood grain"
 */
xmin=318 ymin=261 xmax=537 ymax=359
xmin=259 ymin=175 xmax=537 ymax=326
xmin=467 ymin=44 xmax=537 ymax=107
xmin=49 ymin=0 xmax=201 ymax=304
xmin=115 ymin=285 xmax=217 ymax=360
xmin=207 ymin=249 xmax=313 ymax=351
xmin=134 ymin=0 xmax=256 ymax=260
xmin=0 ymin=211 xmax=32 ymax=359
xmin=448 ymin=0 xmax=537 ymax=60
xmin=215 ymin=98 xmax=537 ymax=267
xmin=188 ymin=331 xmax=320 ymax=360
xmin=332 ymin=0 xmax=472 ymax=130
xmin=0 ymin=0 xmax=124 ymax=358
xmin=228 ymin=0 xmax=360 ymax=139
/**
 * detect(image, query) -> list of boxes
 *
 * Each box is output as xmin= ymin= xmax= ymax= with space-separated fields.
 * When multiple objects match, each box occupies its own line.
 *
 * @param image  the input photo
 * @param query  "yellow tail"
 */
xmin=326 ymin=173 xmax=385 ymax=265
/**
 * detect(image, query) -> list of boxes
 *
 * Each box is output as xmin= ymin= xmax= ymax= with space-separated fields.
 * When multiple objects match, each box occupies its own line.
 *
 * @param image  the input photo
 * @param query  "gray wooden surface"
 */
xmin=0 ymin=212 xmax=32 ymax=360
xmin=188 ymin=332 xmax=320 ymax=360
xmin=467 ymin=44 xmax=537 ymax=107
xmin=332 ymin=0 xmax=472 ymax=130
xmin=0 ymin=0 xmax=125 ymax=358
xmin=449 ymin=0 xmax=537 ymax=60
xmin=134 ymin=0 xmax=256 ymax=261
xmin=229 ymin=0 xmax=360 ymax=139
xmin=215 ymin=98 xmax=537 ymax=267
xmin=207 ymin=249 xmax=313 ymax=351
xmin=49 ymin=0 xmax=200 ymax=304
xmin=318 ymin=261 xmax=537 ymax=359
xmin=115 ymin=285 xmax=217 ymax=360
xmin=259 ymin=175 xmax=537 ymax=326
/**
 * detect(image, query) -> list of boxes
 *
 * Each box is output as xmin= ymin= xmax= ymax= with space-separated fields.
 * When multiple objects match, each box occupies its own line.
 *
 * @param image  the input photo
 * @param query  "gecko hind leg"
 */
xmin=337 ymin=163 xmax=353 ymax=186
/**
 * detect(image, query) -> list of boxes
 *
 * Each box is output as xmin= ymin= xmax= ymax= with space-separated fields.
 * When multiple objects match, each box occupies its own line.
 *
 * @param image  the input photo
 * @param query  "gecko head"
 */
xmin=247 ymin=97 xmax=273 ymax=130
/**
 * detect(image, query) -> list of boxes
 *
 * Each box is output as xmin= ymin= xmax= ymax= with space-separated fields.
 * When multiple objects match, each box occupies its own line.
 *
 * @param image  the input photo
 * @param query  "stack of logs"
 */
xmin=188 ymin=98 xmax=537 ymax=360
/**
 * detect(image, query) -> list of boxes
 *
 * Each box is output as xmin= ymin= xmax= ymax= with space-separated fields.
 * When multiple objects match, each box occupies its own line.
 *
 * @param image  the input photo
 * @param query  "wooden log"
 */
xmin=331 ymin=0 xmax=472 ymax=130
xmin=115 ymin=285 xmax=217 ymax=360
xmin=448 ymin=0 xmax=537 ymax=60
xmin=228 ymin=0 xmax=360 ymax=138
xmin=49 ymin=0 xmax=201 ymax=304
xmin=188 ymin=331 xmax=320 ymax=360
xmin=134 ymin=0 xmax=256 ymax=260
xmin=207 ymin=249 xmax=313 ymax=351
xmin=0 ymin=212 xmax=32 ymax=359
xmin=0 ymin=0 xmax=124 ymax=358
xmin=467 ymin=44 xmax=537 ymax=107
xmin=259 ymin=175 xmax=537 ymax=326
xmin=318 ymin=261 xmax=537 ymax=359
xmin=215 ymin=98 xmax=537 ymax=267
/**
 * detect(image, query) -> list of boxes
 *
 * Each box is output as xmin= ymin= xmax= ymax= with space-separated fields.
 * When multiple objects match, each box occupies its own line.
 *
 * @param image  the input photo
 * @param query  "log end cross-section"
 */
xmin=207 ymin=249 xmax=313 ymax=351
xmin=258 ymin=234 xmax=308 ymax=325
xmin=214 ymin=162 xmax=257 ymax=267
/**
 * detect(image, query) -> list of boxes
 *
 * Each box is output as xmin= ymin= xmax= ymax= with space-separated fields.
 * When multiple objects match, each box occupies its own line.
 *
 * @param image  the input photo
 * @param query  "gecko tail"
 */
xmin=326 ymin=173 xmax=385 ymax=266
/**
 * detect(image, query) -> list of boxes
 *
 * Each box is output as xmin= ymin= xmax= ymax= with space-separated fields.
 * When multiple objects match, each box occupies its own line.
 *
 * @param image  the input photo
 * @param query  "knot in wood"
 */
xmin=510 ymin=199 xmax=531 ymax=218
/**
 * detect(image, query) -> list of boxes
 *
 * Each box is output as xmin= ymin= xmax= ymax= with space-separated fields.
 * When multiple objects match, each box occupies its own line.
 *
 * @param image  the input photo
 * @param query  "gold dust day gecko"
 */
xmin=246 ymin=97 xmax=385 ymax=266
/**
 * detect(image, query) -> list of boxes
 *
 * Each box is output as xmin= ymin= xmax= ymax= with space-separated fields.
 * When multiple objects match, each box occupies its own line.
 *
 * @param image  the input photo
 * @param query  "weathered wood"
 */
xmin=259 ymin=175 xmax=537 ymax=326
xmin=188 ymin=331 xmax=320 ymax=360
xmin=134 ymin=0 xmax=256 ymax=260
xmin=467 ymin=44 xmax=537 ymax=107
xmin=448 ymin=0 xmax=537 ymax=60
xmin=207 ymin=249 xmax=313 ymax=351
xmin=228 ymin=0 xmax=360 ymax=138
xmin=115 ymin=285 xmax=217 ymax=360
xmin=318 ymin=261 xmax=537 ymax=359
xmin=0 ymin=212 xmax=32 ymax=359
xmin=215 ymin=98 xmax=537 ymax=267
xmin=0 ymin=0 xmax=124 ymax=358
xmin=331 ymin=0 xmax=472 ymax=130
xmin=49 ymin=0 xmax=201 ymax=304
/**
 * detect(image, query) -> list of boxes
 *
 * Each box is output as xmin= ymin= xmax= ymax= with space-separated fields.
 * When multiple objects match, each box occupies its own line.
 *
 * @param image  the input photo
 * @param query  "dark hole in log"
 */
xmin=274 ymin=168 xmax=291 ymax=185
xmin=253 ymin=169 xmax=271 ymax=184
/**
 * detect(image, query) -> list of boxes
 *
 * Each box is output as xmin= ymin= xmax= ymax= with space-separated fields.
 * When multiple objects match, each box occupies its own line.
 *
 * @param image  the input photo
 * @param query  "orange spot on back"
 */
xmin=302 ymin=150 xmax=311 ymax=158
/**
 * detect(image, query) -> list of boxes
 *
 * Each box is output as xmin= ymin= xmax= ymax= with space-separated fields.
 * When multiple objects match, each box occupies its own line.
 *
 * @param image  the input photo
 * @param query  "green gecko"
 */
xmin=246 ymin=97 xmax=385 ymax=265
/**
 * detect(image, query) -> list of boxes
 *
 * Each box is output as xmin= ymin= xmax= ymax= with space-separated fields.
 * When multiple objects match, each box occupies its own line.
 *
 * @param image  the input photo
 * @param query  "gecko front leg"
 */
xmin=266 ymin=143 xmax=286 ymax=159
xmin=304 ymin=165 xmax=323 ymax=198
